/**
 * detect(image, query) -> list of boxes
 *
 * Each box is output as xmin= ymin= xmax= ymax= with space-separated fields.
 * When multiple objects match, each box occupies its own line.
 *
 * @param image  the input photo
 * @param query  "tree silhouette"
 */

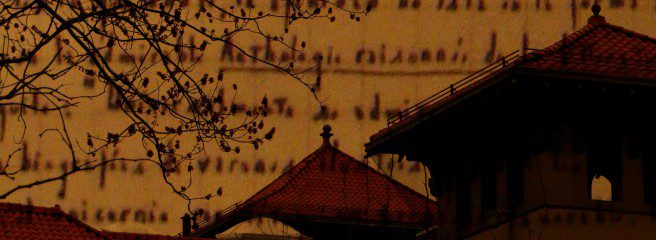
xmin=0 ymin=0 xmax=366 ymax=211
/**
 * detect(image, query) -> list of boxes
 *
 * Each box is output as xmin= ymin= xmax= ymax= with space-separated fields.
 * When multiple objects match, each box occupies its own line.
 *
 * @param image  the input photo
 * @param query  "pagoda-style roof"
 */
xmin=188 ymin=126 xmax=439 ymax=238
xmin=366 ymin=5 xmax=656 ymax=156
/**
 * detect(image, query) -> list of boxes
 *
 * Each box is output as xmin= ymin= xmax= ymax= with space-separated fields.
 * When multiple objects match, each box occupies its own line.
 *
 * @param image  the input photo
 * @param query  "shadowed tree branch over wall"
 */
xmin=0 ymin=0 xmax=368 ymax=212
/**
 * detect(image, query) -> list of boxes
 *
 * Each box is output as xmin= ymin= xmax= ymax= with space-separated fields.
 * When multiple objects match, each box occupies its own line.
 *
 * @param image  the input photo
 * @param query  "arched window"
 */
xmin=591 ymin=175 xmax=612 ymax=201
xmin=586 ymin=126 xmax=622 ymax=201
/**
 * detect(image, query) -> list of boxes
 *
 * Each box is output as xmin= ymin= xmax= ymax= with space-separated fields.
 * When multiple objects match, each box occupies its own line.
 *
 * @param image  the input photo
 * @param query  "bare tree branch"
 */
xmin=0 ymin=0 xmax=366 ymax=216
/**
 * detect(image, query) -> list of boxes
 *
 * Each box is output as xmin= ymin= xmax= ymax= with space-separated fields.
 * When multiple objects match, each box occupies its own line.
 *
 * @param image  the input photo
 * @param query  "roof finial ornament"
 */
xmin=320 ymin=125 xmax=333 ymax=146
xmin=588 ymin=3 xmax=606 ymax=26
xmin=592 ymin=3 xmax=601 ymax=16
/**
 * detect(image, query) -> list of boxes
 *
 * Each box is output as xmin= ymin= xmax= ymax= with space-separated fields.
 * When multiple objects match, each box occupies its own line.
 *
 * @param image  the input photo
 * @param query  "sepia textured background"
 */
xmin=0 ymin=0 xmax=651 ymax=236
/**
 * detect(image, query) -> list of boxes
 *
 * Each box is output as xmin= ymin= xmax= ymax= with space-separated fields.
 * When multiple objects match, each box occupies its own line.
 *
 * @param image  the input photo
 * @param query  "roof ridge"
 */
xmin=541 ymin=20 xmax=656 ymax=57
xmin=541 ymin=23 xmax=597 ymax=55
xmin=0 ymin=202 xmax=65 ymax=215
xmin=241 ymin=145 xmax=330 ymax=207
xmin=62 ymin=207 xmax=112 ymax=239
xmin=603 ymin=22 xmax=656 ymax=45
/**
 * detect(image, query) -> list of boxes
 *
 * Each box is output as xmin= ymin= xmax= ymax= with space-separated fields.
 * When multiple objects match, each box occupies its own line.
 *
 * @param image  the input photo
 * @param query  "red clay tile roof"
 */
xmin=367 ymin=12 xmax=656 ymax=147
xmin=0 ymin=202 xmax=206 ymax=240
xmin=521 ymin=14 xmax=656 ymax=79
xmin=0 ymin=202 xmax=109 ymax=240
xmin=104 ymin=231 xmax=206 ymax=240
xmin=208 ymin=133 xmax=438 ymax=232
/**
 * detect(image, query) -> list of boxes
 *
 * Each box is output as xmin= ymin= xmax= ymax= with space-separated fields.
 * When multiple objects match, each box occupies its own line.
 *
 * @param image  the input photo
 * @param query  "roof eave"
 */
xmin=515 ymin=66 xmax=656 ymax=87
xmin=265 ymin=212 xmax=432 ymax=231
xmin=367 ymin=65 xmax=656 ymax=158
xmin=364 ymin=67 xmax=517 ymax=158
xmin=198 ymin=208 xmax=432 ymax=237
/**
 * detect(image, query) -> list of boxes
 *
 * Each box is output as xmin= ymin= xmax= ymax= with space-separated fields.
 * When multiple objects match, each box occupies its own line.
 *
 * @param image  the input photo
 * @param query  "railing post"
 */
xmin=181 ymin=214 xmax=191 ymax=236
xmin=501 ymin=57 xmax=507 ymax=66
